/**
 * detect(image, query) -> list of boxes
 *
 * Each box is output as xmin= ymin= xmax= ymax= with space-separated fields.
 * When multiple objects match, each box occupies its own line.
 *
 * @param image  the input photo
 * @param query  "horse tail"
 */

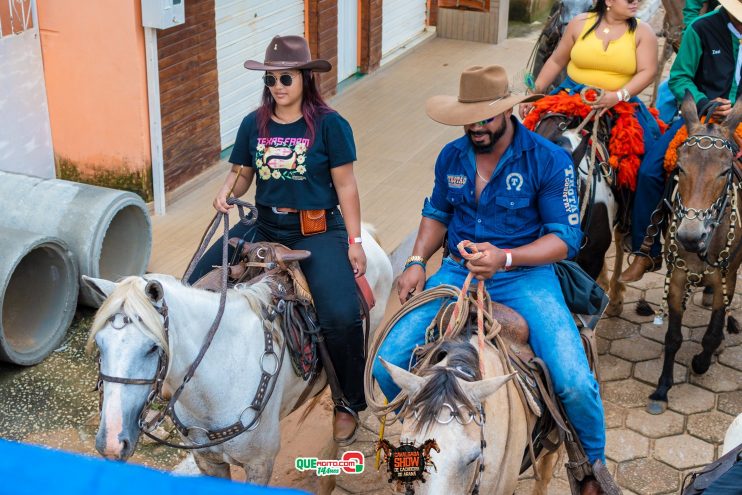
xmin=296 ymin=388 xmax=327 ymax=427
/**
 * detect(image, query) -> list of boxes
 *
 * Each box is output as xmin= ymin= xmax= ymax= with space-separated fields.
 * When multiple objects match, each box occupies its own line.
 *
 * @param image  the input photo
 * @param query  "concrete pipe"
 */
xmin=0 ymin=171 xmax=152 ymax=306
xmin=0 ymin=228 xmax=78 ymax=365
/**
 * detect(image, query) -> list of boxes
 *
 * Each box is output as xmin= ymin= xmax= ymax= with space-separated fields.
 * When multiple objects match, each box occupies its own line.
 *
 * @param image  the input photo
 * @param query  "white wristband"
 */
xmin=504 ymin=249 xmax=513 ymax=269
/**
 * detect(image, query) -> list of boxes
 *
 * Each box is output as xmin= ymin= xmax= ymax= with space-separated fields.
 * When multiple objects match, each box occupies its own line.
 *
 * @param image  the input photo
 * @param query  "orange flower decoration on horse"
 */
xmin=523 ymin=92 xmax=667 ymax=191
xmin=664 ymin=121 xmax=742 ymax=174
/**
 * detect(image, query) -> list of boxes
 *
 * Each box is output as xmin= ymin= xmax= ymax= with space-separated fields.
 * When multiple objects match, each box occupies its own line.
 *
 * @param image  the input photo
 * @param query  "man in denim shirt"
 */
xmin=372 ymin=66 xmax=607 ymax=493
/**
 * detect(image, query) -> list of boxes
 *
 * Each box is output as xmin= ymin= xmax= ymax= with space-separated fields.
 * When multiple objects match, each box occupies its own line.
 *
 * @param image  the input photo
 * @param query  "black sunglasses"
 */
xmin=263 ymin=73 xmax=295 ymax=87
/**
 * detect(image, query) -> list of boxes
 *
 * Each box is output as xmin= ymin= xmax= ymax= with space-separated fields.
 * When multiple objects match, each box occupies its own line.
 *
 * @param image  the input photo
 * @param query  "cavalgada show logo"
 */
xmin=295 ymin=451 xmax=364 ymax=476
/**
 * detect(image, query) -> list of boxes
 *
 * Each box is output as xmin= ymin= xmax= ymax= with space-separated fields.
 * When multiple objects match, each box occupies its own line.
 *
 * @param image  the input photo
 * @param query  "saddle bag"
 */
xmin=299 ymin=209 xmax=327 ymax=236
xmin=553 ymin=260 xmax=608 ymax=316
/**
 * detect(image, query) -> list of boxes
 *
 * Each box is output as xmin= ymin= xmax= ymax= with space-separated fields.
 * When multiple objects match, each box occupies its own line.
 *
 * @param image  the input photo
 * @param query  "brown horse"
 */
xmin=647 ymin=93 xmax=742 ymax=414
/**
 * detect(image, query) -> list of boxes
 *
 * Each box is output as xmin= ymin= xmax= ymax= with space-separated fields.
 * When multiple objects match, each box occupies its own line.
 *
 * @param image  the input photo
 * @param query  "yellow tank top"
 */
xmin=567 ymin=14 xmax=638 ymax=91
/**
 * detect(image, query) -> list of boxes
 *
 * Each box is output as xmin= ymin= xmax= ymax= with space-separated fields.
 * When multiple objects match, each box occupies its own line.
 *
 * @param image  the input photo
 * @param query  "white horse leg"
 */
xmin=531 ymin=448 xmax=560 ymax=495
xmin=193 ymin=452 xmax=232 ymax=479
xmin=607 ymin=228 xmax=626 ymax=316
xmin=243 ymin=454 xmax=276 ymax=485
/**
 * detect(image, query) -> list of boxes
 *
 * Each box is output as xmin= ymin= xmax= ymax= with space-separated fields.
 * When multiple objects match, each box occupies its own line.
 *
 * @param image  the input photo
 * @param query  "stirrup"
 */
xmin=333 ymin=404 xmax=360 ymax=447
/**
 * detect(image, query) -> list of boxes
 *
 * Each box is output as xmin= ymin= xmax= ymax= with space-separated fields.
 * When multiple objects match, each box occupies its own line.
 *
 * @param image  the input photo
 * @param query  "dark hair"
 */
xmin=583 ymin=0 xmax=637 ymax=39
xmin=256 ymin=69 xmax=333 ymax=144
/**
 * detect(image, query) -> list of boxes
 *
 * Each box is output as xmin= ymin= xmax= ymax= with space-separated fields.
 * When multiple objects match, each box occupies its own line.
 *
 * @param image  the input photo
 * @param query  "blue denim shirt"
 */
xmin=422 ymin=117 xmax=582 ymax=259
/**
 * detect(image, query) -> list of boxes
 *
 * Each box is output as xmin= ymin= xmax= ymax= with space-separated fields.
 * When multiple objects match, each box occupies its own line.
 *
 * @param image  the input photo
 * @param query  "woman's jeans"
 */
xmin=372 ymin=258 xmax=606 ymax=463
xmin=188 ymin=205 xmax=366 ymax=411
xmin=631 ymin=118 xmax=685 ymax=256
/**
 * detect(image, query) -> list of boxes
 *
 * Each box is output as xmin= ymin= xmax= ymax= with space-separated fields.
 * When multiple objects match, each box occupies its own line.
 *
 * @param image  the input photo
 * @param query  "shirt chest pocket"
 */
xmin=494 ymin=196 xmax=530 ymax=234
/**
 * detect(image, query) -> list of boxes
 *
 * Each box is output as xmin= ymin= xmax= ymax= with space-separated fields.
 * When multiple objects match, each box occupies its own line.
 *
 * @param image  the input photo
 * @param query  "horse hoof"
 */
xmin=646 ymin=400 xmax=667 ymax=415
xmin=691 ymin=354 xmax=711 ymax=375
xmin=606 ymin=302 xmax=623 ymax=317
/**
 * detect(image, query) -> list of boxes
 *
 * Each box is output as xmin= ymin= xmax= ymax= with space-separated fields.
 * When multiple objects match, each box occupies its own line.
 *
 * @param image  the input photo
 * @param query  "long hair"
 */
xmin=256 ymin=69 xmax=333 ymax=145
xmin=583 ymin=0 xmax=637 ymax=39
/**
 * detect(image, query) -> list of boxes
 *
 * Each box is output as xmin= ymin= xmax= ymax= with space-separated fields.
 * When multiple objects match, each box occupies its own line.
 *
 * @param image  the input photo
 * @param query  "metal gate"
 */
xmin=215 ymin=0 xmax=305 ymax=150
xmin=0 ymin=0 xmax=55 ymax=178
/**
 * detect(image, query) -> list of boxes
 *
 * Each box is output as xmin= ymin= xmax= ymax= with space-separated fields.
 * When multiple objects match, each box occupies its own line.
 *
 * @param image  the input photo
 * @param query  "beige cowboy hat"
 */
xmin=718 ymin=0 xmax=742 ymax=21
xmin=244 ymin=35 xmax=331 ymax=73
xmin=426 ymin=65 xmax=542 ymax=126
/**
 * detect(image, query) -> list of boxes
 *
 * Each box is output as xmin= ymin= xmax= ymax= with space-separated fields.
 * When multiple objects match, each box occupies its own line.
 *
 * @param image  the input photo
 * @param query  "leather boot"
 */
xmin=333 ymin=408 xmax=359 ymax=447
xmin=580 ymin=477 xmax=602 ymax=495
xmin=619 ymin=255 xmax=662 ymax=283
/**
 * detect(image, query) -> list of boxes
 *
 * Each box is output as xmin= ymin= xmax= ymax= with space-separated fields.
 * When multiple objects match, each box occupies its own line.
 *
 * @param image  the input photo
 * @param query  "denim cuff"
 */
xmin=541 ymin=223 xmax=582 ymax=259
xmin=421 ymin=197 xmax=452 ymax=226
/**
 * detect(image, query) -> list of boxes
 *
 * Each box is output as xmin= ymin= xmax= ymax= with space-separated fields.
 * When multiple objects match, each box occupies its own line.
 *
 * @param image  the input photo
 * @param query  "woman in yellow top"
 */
xmin=521 ymin=0 xmax=663 ymax=277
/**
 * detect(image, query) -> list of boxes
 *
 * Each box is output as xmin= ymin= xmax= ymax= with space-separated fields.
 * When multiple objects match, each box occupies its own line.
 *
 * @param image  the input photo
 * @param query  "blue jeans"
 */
xmin=704 ymin=460 xmax=742 ymax=495
xmin=630 ymin=118 xmax=685 ymax=255
xmin=372 ymin=258 xmax=606 ymax=463
xmin=656 ymin=79 xmax=679 ymax=124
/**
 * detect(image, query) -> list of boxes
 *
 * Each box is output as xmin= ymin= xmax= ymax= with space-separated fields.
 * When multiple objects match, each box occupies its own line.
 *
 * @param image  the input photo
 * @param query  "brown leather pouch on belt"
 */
xmin=300 ymin=209 xmax=327 ymax=236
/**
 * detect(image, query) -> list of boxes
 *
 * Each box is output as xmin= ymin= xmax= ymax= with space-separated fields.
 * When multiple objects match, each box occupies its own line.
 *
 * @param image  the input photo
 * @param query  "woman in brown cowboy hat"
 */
xmin=188 ymin=34 xmax=366 ymax=445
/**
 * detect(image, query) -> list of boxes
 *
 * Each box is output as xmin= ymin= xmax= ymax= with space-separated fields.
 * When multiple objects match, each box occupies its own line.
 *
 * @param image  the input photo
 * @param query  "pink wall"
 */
xmin=38 ymin=0 xmax=151 ymax=174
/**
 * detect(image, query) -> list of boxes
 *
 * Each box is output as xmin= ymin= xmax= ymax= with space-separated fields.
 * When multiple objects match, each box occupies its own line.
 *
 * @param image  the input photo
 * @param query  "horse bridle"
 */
xmin=95 ymin=301 xmax=170 ymax=429
xmin=671 ymin=134 xmax=741 ymax=257
xmin=95 ymin=280 xmax=286 ymax=450
xmin=403 ymin=367 xmax=488 ymax=495
xmin=656 ymin=133 xmax=742 ymax=322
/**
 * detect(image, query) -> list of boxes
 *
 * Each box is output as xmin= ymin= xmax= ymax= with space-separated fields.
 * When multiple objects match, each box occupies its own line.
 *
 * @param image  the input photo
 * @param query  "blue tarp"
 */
xmin=0 ymin=439 xmax=309 ymax=495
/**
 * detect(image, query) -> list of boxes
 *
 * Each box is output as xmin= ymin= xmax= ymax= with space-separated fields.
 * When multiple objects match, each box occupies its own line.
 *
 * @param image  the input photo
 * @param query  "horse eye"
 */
xmin=146 ymin=345 xmax=158 ymax=355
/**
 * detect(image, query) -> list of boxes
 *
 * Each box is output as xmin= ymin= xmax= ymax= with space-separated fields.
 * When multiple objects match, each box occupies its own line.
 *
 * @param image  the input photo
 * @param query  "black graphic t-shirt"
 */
xmin=229 ymin=111 xmax=357 ymax=210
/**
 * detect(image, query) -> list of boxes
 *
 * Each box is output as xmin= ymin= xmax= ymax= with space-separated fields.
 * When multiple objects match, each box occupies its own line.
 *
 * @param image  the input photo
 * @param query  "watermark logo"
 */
xmin=295 ymin=451 xmax=364 ymax=476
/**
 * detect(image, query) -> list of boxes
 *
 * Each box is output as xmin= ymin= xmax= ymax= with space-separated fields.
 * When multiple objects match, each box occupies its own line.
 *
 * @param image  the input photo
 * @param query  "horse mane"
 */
xmin=402 ymin=340 xmax=482 ymax=434
xmin=233 ymin=278 xmax=274 ymax=316
xmin=86 ymin=276 xmax=170 ymax=356
xmin=85 ymin=274 xmax=276 ymax=357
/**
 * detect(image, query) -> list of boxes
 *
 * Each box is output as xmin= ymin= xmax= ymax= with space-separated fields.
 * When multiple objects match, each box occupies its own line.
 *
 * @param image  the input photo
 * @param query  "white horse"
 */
xmin=380 ymin=338 xmax=560 ymax=495
xmin=84 ymin=227 xmax=393 ymax=486
xmin=540 ymin=124 xmax=624 ymax=314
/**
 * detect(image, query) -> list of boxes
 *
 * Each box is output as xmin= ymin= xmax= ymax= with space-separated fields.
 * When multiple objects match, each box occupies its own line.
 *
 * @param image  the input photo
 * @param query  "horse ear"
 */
xmin=680 ymin=90 xmax=700 ymax=130
xmin=82 ymin=276 xmax=117 ymax=301
xmin=144 ymin=280 xmax=164 ymax=303
xmin=458 ymin=373 xmax=516 ymax=403
xmin=724 ymin=98 xmax=742 ymax=134
xmin=378 ymin=358 xmax=424 ymax=396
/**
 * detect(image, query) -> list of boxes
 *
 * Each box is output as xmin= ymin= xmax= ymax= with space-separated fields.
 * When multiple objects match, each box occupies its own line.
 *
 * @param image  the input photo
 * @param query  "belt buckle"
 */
xmin=271 ymin=206 xmax=289 ymax=215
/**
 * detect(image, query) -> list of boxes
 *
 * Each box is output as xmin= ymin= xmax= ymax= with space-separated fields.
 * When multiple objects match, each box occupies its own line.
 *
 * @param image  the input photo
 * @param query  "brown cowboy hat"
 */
xmin=426 ymin=65 xmax=542 ymax=126
xmin=244 ymin=35 xmax=331 ymax=73
xmin=718 ymin=0 xmax=742 ymax=21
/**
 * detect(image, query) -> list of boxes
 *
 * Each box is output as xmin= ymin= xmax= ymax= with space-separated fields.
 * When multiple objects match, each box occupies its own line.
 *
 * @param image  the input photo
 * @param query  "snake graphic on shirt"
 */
xmin=255 ymin=137 xmax=309 ymax=181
